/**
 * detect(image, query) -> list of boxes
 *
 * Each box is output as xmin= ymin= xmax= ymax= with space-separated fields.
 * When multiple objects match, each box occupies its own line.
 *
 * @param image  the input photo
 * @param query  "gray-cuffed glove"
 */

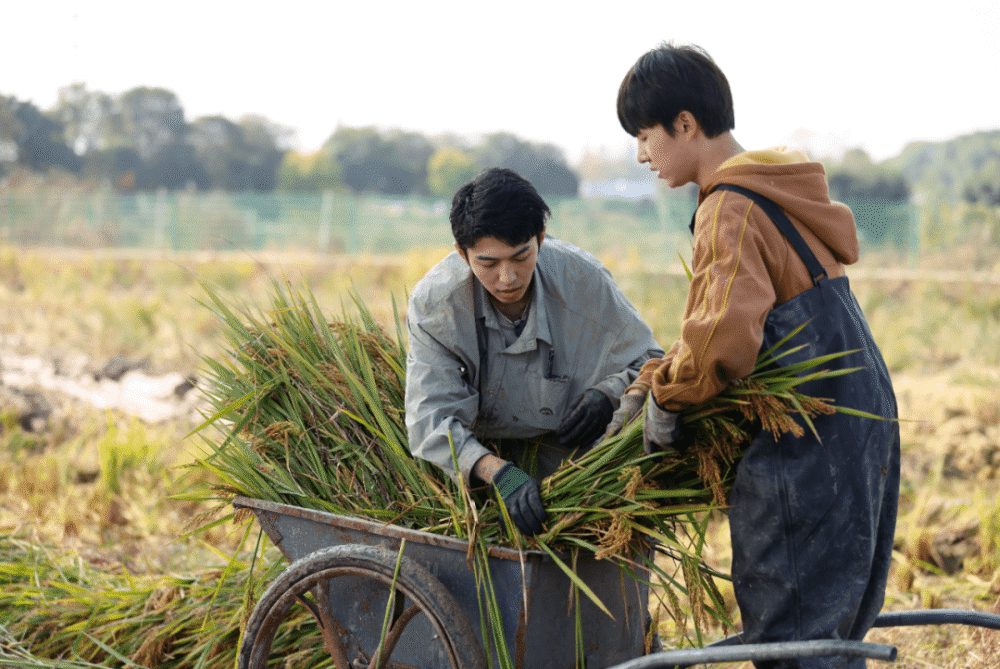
xmin=643 ymin=398 xmax=684 ymax=455
xmin=602 ymin=391 xmax=647 ymax=440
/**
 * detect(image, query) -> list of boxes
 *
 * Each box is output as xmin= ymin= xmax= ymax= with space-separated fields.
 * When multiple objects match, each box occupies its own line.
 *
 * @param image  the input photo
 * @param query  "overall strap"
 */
xmin=714 ymin=184 xmax=828 ymax=286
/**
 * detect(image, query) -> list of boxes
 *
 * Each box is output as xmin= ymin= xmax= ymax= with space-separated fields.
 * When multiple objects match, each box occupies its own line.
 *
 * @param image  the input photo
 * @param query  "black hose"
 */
xmin=620 ymin=608 xmax=1000 ymax=668
xmin=704 ymin=607 xmax=1000 ymax=648
xmin=606 ymin=640 xmax=897 ymax=669
xmin=872 ymin=608 xmax=1000 ymax=630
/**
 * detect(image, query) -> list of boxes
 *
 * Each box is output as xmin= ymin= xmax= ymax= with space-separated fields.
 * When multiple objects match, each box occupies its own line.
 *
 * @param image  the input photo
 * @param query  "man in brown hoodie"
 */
xmin=608 ymin=43 xmax=900 ymax=668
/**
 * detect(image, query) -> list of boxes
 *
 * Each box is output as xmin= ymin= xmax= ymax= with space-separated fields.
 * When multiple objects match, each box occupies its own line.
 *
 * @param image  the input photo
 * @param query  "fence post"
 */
xmin=153 ymin=188 xmax=168 ymax=250
xmin=907 ymin=201 xmax=921 ymax=266
xmin=350 ymin=193 xmax=361 ymax=253
xmin=318 ymin=189 xmax=334 ymax=251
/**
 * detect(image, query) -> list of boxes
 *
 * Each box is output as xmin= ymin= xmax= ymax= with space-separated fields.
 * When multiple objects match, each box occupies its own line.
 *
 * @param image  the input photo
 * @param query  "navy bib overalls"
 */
xmin=715 ymin=185 xmax=901 ymax=669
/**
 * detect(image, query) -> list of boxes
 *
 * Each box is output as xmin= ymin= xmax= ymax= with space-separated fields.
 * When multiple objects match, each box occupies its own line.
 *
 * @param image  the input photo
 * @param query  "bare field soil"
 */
xmin=2 ymin=247 xmax=999 ymax=666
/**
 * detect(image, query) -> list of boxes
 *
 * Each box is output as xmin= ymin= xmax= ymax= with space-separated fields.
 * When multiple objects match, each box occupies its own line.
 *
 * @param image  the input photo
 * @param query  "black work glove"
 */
xmin=493 ymin=462 xmax=546 ymax=536
xmin=555 ymin=388 xmax=614 ymax=451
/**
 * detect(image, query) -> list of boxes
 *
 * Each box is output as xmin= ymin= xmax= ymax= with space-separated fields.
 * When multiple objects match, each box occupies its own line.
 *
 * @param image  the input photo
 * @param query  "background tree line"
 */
xmin=1 ymin=85 xmax=288 ymax=192
xmin=824 ymin=149 xmax=910 ymax=203
xmin=884 ymin=130 xmax=1000 ymax=206
xmin=789 ymin=133 xmax=1000 ymax=207
xmin=3 ymin=83 xmax=998 ymax=205
xmin=0 ymin=85 xmax=579 ymax=197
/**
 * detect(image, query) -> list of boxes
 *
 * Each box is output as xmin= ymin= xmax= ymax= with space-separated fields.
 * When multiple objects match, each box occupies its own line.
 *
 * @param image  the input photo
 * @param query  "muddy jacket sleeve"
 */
xmin=589 ymin=326 xmax=660 ymax=404
xmin=404 ymin=311 xmax=490 ymax=485
xmin=542 ymin=241 xmax=663 ymax=405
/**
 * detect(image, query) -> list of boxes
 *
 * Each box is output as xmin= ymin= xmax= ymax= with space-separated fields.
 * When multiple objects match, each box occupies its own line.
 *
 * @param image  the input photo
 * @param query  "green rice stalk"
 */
xmin=472 ymin=537 xmax=515 ymax=669
xmin=572 ymin=550 xmax=584 ymax=669
xmin=373 ymin=540 xmax=407 ymax=669
xmin=535 ymin=538 xmax=613 ymax=620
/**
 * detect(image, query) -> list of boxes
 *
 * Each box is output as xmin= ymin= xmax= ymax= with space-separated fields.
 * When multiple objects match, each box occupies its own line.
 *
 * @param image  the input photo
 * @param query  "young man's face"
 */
xmin=458 ymin=231 xmax=545 ymax=312
xmin=636 ymin=118 xmax=696 ymax=188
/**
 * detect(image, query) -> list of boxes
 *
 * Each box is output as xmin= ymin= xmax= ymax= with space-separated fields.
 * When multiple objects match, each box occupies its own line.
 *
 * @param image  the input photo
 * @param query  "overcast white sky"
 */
xmin=4 ymin=0 xmax=998 ymax=163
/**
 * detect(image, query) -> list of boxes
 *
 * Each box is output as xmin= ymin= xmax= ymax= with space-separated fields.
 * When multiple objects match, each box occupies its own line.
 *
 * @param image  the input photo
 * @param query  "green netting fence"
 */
xmin=0 ymin=187 xmax=984 ymax=260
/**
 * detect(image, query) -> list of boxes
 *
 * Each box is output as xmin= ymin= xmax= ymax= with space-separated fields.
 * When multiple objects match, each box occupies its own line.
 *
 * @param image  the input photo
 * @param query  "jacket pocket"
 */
xmin=537 ymin=375 xmax=573 ymax=430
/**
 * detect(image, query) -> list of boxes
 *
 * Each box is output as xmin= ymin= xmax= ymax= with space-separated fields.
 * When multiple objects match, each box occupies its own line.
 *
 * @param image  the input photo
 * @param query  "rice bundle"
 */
xmin=187 ymin=282 xmax=469 ymax=531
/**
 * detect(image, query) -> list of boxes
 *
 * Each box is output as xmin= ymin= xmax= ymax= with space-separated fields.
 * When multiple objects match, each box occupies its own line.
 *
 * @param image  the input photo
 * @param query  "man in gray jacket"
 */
xmin=405 ymin=167 xmax=662 ymax=536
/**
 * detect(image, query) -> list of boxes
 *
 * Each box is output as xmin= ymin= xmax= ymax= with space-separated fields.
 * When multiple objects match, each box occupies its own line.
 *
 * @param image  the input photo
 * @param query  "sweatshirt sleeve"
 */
xmin=642 ymin=191 xmax=775 ymax=411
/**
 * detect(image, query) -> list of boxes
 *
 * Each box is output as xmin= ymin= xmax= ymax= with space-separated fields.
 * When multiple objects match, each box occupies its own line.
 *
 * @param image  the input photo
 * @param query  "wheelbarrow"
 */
xmin=233 ymin=496 xmax=652 ymax=669
xmin=234 ymin=496 xmax=1000 ymax=669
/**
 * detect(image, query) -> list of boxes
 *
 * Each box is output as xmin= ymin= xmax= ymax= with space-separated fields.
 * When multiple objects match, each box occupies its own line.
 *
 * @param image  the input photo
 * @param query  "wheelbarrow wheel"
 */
xmin=239 ymin=544 xmax=486 ymax=669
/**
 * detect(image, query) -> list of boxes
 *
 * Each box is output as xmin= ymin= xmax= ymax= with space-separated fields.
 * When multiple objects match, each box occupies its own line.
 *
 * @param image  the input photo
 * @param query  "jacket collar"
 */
xmin=474 ymin=268 xmax=551 ymax=352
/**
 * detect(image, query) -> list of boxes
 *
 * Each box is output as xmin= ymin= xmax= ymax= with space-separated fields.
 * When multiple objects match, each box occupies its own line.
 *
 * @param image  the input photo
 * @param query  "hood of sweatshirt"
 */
xmin=700 ymin=147 xmax=860 ymax=265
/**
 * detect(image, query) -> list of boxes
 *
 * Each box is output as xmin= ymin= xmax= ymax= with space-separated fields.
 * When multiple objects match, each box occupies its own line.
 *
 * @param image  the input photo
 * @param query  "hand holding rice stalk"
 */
xmin=186 ymin=277 xmax=876 ymax=642
xmin=658 ymin=318 xmax=876 ymax=505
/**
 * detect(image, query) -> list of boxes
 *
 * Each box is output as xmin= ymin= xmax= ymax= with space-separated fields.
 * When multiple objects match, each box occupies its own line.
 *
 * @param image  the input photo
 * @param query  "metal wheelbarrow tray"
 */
xmin=233 ymin=496 xmax=651 ymax=669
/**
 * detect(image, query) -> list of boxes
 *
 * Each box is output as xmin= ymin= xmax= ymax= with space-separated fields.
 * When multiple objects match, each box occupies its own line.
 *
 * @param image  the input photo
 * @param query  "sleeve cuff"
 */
xmin=457 ymin=441 xmax=493 ymax=486
xmin=626 ymin=381 xmax=651 ymax=395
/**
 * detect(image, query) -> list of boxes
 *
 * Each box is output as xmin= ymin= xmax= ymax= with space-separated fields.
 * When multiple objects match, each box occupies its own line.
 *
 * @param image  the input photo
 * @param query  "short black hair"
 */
xmin=617 ymin=42 xmax=735 ymax=139
xmin=450 ymin=167 xmax=550 ymax=251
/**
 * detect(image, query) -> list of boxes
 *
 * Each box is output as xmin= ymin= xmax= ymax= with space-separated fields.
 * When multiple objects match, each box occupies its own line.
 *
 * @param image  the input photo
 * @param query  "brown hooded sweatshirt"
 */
xmin=632 ymin=148 xmax=860 ymax=411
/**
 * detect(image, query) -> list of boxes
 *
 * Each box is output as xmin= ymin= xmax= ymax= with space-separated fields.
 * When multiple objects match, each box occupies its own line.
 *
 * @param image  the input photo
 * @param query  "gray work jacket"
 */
xmin=404 ymin=237 xmax=663 ymax=483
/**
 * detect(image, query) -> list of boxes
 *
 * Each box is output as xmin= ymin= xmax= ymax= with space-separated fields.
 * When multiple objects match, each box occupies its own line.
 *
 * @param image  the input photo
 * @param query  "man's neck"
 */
xmin=491 ymin=283 xmax=532 ymax=321
xmin=693 ymin=131 xmax=745 ymax=189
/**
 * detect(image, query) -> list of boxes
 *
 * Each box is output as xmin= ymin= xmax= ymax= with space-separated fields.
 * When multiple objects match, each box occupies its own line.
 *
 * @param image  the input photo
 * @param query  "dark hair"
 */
xmin=617 ymin=42 xmax=735 ymax=139
xmin=450 ymin=167 xmax=550 ymax=251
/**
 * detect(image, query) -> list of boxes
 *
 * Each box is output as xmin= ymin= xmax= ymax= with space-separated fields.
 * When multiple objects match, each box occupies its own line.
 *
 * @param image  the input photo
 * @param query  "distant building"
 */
xmin=0 ymin=139 xmax=16 ymax=161
xmin=579 ymin=178 xmax=656 ymax=200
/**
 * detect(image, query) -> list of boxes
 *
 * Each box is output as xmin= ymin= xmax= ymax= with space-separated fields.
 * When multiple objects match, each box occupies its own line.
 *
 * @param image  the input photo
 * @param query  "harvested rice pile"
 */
xmin=0 ymin=534 xmax=286 ymax=669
